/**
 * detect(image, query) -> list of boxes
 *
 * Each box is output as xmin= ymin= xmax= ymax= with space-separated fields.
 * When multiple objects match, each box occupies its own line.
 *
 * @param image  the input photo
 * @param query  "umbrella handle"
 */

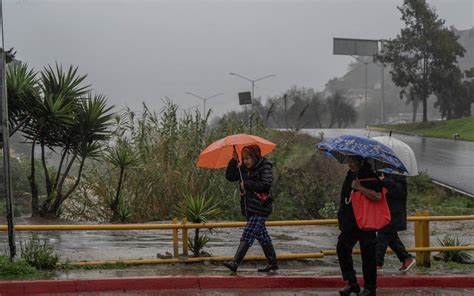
xmin=234 ymin=145 xmax=246 ymax=194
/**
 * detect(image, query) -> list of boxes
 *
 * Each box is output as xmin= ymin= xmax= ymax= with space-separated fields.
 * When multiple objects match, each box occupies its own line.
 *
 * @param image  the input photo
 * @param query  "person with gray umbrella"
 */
xmin=375 ymin=172 xmax=415 ymax=272
xmin=373 ymin=135 xmax=418 ymax=273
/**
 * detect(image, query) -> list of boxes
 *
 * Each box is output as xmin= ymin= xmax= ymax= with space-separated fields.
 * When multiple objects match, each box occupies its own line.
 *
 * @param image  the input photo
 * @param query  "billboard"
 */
xmin=333 ymin=38 xmax=379 ymax=56
xmin=238 ymin=91 xmax=252 ymax=105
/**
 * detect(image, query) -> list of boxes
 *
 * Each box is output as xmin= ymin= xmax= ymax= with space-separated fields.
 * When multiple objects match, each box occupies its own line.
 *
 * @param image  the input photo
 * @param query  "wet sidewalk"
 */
xmin=61 ymin=288 xmax=474 ymax=296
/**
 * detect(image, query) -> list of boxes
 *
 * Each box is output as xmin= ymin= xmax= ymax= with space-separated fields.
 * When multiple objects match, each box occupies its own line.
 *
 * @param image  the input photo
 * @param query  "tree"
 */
xmin=326 ymin=92 xmax=357 ymax=128
xmin=0 ymin=48 xmax=17 ymax=64
xmin=380 ymin=0 xmax=465 ymax=122
xmin=17 ymin=64 xmax=115 ymax=217
xmin=104 ymin=138 xmax=141 ymax=222
xmin=6 ymin=63 xmax=39 ymax=138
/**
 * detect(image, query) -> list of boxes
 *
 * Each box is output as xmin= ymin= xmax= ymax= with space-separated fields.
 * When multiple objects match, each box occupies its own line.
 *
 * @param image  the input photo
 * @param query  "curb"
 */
xmin=366 ymin=127 xmax=420 ymax=137
xmin=1 ymin=276 xmax=474 ymax=294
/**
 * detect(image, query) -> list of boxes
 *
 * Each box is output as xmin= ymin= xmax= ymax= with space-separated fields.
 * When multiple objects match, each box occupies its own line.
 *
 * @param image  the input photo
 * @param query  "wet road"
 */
xmin=305 ymin=129 xmax=474 ymax=195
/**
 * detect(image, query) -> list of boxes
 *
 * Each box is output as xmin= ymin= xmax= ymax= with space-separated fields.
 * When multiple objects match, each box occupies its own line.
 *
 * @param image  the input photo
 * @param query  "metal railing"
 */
xmin=1 ymin=212 xmax=473 ymax=267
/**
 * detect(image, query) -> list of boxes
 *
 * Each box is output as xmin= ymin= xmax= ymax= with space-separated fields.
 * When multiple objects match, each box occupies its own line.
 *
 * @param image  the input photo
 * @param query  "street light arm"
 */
xmin=229 ymin=72 xmax=253 ymax=83
xmin=186 ymin=92 xmax=205 ymax=101
xmin=205 ymin=93 xmax=224 ymax=100
xmin=254 ymin=74 xmax=277 ymax=82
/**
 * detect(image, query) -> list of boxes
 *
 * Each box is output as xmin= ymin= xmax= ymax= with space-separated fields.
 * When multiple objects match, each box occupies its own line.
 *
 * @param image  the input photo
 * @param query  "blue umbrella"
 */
xmin=316 ymin=135 xmax=408 ymax=173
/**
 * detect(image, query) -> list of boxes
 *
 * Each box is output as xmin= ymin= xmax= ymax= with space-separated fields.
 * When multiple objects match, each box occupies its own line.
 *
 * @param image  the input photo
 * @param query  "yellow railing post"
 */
xmin=414 ymin=211 xmax=423 ymax=265
xmin=182 ymin=218 xmax=189 ymax=257
xmin=414 ymin=210 xmax=431 ymax=267
xmin=172 ymin=218 xmax=179 ymax=258
xmin=421 ymin=210 xmax=431 ymax=267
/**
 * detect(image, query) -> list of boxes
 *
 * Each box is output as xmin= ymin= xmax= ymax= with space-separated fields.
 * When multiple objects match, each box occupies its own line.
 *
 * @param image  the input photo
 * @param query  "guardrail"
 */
xmin=1 ymin=212 xmax=473 ymax=267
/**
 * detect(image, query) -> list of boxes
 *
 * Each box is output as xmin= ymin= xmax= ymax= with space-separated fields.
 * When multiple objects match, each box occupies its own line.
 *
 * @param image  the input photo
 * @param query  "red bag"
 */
xmin=347 ymin=178 xmax=391 ymax=231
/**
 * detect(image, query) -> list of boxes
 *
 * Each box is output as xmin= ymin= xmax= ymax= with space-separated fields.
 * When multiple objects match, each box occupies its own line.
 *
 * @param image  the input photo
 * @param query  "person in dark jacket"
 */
xmin=223 ymin=145 xmax=278 ymax=273
xmin=337 ymin=156 xmax=383 ymax=296
xmin=376 ymin=173 xmax=415 ymax=272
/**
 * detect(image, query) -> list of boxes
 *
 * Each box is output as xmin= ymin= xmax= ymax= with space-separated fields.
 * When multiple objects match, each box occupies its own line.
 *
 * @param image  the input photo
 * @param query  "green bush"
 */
xmin=407 ymin=173 xmax=474 ymax=215
xmin=176 ymin=194 xmax=222 ymax=256
xmin=0 ymin=255 xmax=38 ymax=278
xmin=319 ymin=201 xmax=338 ymax=219
xmin=437 ymin=235 xmax=472 ymax=263
xmin=20 ymin=237 xmax=59 ymax=270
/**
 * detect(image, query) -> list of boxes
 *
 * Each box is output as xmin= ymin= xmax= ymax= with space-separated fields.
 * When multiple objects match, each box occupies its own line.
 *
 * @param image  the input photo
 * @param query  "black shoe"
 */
xmin=358 ymin=289 xmax=376 ymax=296
xmin=339 ymin=282 xmax=360 ymax=296
xmin=258 ymin=264 xmax=279 ymax=272
xmin=223 ymin=261 xmax=239 ymax=272
xmin=258 ymin=242 xmax=279 ymax=272
xmin=223 ymin=241 xmax=250 ymax=273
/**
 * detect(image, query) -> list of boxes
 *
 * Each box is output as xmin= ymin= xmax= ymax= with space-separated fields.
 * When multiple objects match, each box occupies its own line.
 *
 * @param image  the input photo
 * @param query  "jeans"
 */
xmin=376 ymin=230 xmax=412 ymax=266
xmin=337 ymin=229 xmax=377 ymax=290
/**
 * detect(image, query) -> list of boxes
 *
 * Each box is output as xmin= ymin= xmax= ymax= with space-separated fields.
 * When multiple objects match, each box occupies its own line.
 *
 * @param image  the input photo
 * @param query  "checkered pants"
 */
xmin=240 ymin=215 xmax=272 ymax=247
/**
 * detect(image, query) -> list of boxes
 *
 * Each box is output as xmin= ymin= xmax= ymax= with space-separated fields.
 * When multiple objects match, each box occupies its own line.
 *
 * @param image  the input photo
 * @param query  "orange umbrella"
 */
xmin=196 ymin=134 xmax=276 ymax=169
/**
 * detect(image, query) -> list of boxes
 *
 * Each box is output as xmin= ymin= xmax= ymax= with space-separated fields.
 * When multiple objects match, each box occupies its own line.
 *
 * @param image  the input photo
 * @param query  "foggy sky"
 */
xmin=4 ymin=0 xmax=474 ymax=117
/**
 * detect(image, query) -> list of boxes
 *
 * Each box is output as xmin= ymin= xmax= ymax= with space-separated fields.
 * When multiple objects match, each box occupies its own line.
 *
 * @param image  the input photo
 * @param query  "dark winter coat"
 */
xmin=338 ymin=163 xmax=383 ymax=232
xmin=380 ymin=174 xmax=408 ymax=232
xmin=225 ymin=158 xmax=274 ymax=217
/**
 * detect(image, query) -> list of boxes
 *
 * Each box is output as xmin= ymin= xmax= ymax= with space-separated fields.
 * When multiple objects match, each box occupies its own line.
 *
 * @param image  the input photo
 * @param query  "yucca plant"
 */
xmin=104 ymin=138 xmax=141 ymax=222
xmin=6 ymin=62 xmax=39 ymax=137
xmin=14 ymin=64 xmax=115 ymax=217
xmin=177 ymin=194 xmax=222 ymax=256
xmin=438 ymin=235 xmax=472 ymax=263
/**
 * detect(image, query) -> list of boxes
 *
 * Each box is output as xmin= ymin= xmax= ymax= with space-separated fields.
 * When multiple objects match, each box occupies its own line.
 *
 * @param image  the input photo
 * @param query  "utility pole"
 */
xmin=0 ymin=0 xmax=16 ymax=260
xmin=284 ymin=94 xmax=288 ymax=129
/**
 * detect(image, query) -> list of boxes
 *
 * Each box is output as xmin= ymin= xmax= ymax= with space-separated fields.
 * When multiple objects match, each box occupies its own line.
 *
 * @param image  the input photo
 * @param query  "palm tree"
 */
xmin=15 ymin=64 xmax=114 ymax=217
xmin=46 ymin=94 xmax=114 ymax=216
xmin=104 ymin=138 xmax=141 ymax=222
xmin=6 ymin=63 xmax=39 ymax=137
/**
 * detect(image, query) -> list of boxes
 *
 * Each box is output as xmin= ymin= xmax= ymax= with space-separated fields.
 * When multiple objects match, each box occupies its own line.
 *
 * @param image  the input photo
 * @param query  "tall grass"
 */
xmin=64 ymin=102 xmax=347 ymax=222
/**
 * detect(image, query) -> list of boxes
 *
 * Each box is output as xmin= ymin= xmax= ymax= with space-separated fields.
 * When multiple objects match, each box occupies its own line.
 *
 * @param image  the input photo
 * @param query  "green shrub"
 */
xmin=407 ymin=173 xmax=474 ymax=215
xmin=20 ymin=237 xmax=59 ymax=270
xmin=437 ymin=235 xmax=472 ymax=264
xmin=0 ymin=255 xmax=38 ymax=278
xmin=319 ymin=201 xmax=338 ymax=219
xmin=176 ymin=194 xmax=222 ymax=256
xmin=187 ymin=235 xmax=211 ymax=256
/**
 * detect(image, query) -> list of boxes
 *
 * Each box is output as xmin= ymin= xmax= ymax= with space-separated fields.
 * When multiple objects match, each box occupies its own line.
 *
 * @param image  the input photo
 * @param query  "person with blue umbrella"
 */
xmin=317 ymin=135 xmax=407 ymax=296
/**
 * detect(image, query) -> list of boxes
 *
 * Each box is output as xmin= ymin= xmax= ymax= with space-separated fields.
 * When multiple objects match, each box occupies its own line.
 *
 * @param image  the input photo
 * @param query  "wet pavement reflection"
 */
xmin=305 ymin=129 xmax=474 ymax=195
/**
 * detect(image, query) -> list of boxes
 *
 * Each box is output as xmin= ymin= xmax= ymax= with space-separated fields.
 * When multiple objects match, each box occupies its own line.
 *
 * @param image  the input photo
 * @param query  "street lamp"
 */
xmin=0 ymin=0 xmax=16 ymax=259
xmin=351 ymin=56 xmax=369 ymax=127
xmin=229 ymin=72 xmax=276 ymax=102
xmin=185 ymin=92 xmax=223 ymax=117
xmin=379 ymin=39 xmax=389 ymax=124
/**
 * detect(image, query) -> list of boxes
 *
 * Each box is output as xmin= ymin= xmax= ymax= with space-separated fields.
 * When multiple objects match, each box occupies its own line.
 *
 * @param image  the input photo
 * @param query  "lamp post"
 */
xmin=0 ymin=0 xmax=16 ymax=260
xmin=229 ymin=73 xmax=276 ymax=127
xmin=379 ymin=39 xmax=389 ymax=124
xmin=185 ymin=92 xmax=223 ymax=118
xmin=351 ymin=56 xmax=369 ymax=127
xmin=229 ymin=73 xmax=276 ymax=103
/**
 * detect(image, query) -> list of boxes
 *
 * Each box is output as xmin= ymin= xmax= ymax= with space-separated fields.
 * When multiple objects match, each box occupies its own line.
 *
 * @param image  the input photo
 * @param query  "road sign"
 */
xmin=238 ymin=91 xmax=252 ymax=105
xmin=333 ymin=38 xmax=379 ymax=56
